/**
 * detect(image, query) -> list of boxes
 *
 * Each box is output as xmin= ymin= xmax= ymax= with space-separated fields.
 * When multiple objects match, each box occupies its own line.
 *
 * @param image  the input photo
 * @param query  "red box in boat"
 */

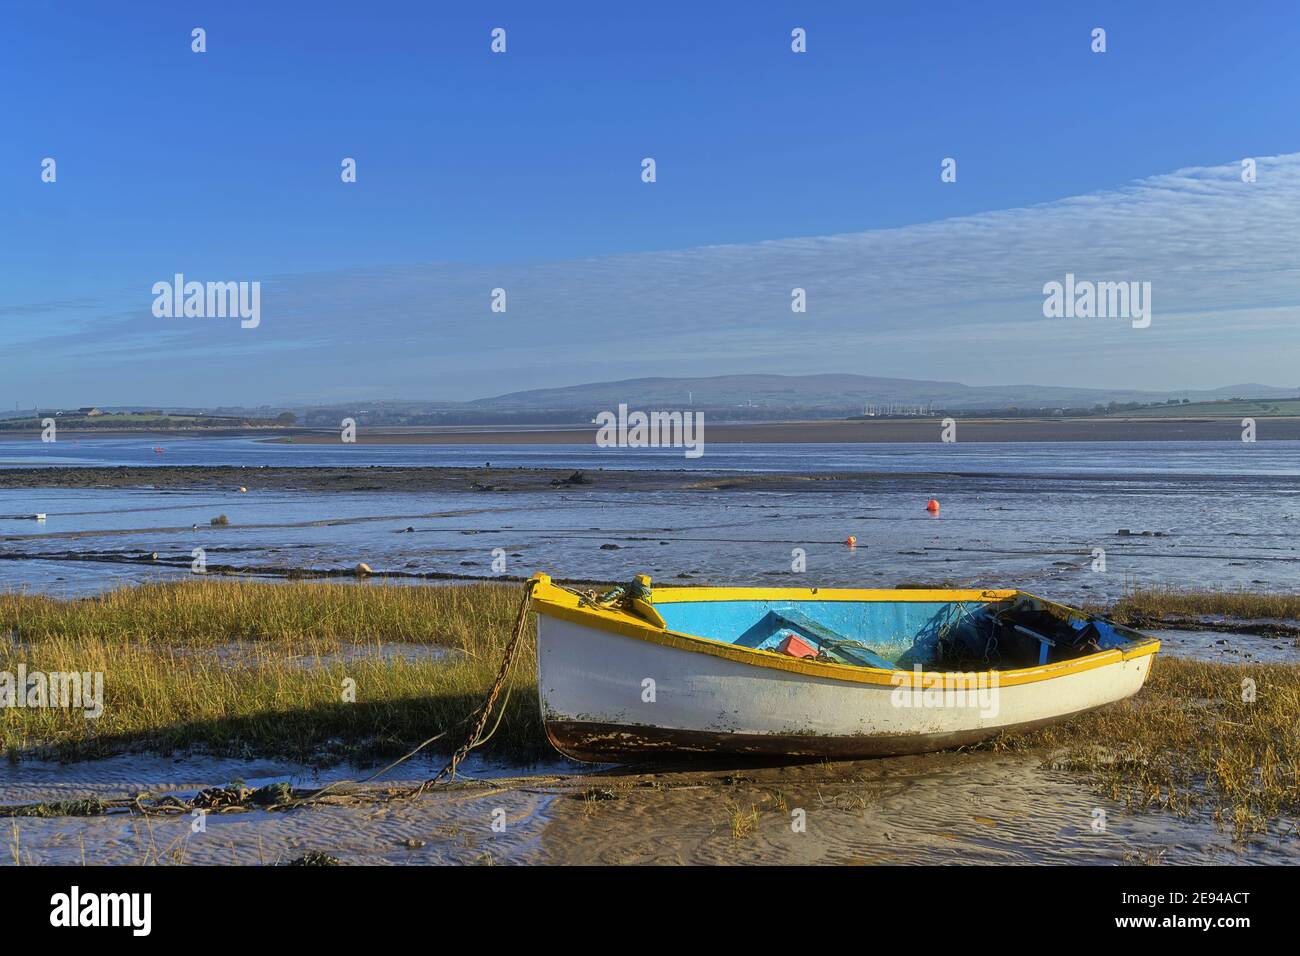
xmin=776 ymin=632 xmax=818 ymax=659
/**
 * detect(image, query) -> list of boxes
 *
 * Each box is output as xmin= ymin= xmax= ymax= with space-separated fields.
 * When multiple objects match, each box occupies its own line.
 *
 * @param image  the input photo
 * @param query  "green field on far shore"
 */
xmin=1106 ymin=397 xmax=1300 ymax=418
xmin=0 ymin=411 xmax=292 ymax=430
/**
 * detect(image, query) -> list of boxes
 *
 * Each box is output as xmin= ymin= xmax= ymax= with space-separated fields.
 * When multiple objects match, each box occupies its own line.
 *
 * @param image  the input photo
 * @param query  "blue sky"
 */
xmin=3 ymin=1 xmax=1299 ymax=407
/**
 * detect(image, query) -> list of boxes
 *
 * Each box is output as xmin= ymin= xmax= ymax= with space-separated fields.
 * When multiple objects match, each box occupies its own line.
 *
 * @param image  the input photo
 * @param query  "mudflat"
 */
xmin=0 ymin=465 xmax=979 ymax=494
xmin=20 ymin=415 xmax=1300 ymax=444
xmin=259 ymin=416 xmax=1300 ymax=444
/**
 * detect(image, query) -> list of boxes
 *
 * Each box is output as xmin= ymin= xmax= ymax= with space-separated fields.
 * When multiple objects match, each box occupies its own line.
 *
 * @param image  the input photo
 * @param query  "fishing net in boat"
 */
xmin=897 ymin=601 xmax=996 ymax=670
xmin=899 ymin=598 xmax=1105 ymax=671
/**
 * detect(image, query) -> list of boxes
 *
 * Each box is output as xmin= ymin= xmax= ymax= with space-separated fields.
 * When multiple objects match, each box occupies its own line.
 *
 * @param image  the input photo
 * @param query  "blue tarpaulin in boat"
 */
xmin=655 ymin=599 xmax=989 ymax=666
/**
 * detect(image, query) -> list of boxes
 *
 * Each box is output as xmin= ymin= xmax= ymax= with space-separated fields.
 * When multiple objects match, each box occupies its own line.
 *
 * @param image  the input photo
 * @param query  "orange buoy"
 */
xmin=845 ymin=535 xmax=857 ymax=548
xmin=925 ymin=499 xmax=940 ymax=513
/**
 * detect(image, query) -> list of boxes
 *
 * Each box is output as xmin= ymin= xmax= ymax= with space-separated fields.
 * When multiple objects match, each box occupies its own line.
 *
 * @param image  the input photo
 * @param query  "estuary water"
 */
xmin=3 ymin=434 xmax=1300 ymax=476
xmin=0 ymin=437 xmax=1296 ymax=603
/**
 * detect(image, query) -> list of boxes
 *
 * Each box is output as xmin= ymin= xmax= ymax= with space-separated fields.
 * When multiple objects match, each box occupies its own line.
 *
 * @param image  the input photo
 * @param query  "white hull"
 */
xmin=537 ymin=613 xmax=1155 ymax=761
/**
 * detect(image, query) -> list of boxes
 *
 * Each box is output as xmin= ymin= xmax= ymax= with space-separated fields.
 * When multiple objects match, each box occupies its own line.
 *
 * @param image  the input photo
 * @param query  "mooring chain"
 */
xmin=409 ymin=577 xmax=537 ymax=796
xmin=287 ymin=577 xmax=537 ymax=806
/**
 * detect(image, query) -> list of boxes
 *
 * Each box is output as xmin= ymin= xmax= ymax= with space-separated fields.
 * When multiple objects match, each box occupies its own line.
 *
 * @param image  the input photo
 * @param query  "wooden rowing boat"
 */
xmin=530 ymin=574 xmax=1159 ymax=762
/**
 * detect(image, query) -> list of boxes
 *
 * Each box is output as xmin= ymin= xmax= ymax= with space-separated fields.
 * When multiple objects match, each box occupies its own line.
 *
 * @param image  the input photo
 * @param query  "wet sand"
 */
xmin=532 ymin=753 xmax=1288 ymax=865
xmin=1 ymin=750 xmax=1286 ymax=865
xmin=0 ymin=465 xmax=978 ymax=494
xmin=263 ymin=417 xmax=1300 ymax=444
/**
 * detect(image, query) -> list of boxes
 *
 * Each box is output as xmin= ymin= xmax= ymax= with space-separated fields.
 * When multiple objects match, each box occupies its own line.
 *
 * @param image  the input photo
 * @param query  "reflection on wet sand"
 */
xmin=533 ymin=752 xmax=1288 ymax=865
xmin=1 ymin=750 xmax=1287 ymax=865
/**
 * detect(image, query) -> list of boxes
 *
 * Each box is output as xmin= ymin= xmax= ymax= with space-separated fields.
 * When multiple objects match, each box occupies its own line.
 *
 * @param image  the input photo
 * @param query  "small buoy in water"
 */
xmin=34 ymin=513 xmax=47 ymax=521
xmin=845 ymin=535 xmax=857 ymax=548
xmin=238 ymin=486 xmax=247 ymax=493
xmin=356 ymin=562 xmax=372 ymax=575
xmin=926 ymin=499 xmax=940 ymax=513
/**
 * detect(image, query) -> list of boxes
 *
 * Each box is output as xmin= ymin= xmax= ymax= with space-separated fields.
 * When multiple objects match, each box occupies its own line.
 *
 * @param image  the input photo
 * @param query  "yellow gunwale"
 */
xmin=529 ymin=574 xmax=1159 ymax=689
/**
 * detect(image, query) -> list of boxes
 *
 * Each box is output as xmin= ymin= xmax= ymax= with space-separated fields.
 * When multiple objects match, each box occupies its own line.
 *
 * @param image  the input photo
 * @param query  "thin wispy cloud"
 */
xmin=5 ymin=154 xmax=1299 ymax=405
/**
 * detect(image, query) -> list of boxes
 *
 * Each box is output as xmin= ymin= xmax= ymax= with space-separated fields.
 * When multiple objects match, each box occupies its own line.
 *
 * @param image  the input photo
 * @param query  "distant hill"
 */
xmin=278 ymin=375 xmax=1296 ymax=426
xmin=464 ymin=374 xmax=1297 ymax=415
xmin=16 ymin=376 xmax=1296 ymax=429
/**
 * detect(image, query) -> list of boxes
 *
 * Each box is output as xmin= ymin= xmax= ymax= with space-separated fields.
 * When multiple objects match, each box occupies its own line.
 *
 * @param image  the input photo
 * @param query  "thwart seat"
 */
xmin=735 ymin=608 xmax=897 ymax=669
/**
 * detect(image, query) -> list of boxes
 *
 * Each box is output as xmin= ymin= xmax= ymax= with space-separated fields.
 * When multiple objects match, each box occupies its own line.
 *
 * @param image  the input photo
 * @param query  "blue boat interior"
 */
xmin=655 ymin=597 xmax=1136 ymax=670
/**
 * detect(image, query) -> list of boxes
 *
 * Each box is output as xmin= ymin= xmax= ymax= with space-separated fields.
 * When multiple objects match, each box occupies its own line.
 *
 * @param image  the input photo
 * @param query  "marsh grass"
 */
xmin=0 ymin=580 xmax=545 ymax=764
xmin=986 ymin=656 xmax=1300 ymax=839
xmin=1109 ymin=586 xmax=1300 ymax=622
xmin=2 ymin=581 xmax=1298 ymax=839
